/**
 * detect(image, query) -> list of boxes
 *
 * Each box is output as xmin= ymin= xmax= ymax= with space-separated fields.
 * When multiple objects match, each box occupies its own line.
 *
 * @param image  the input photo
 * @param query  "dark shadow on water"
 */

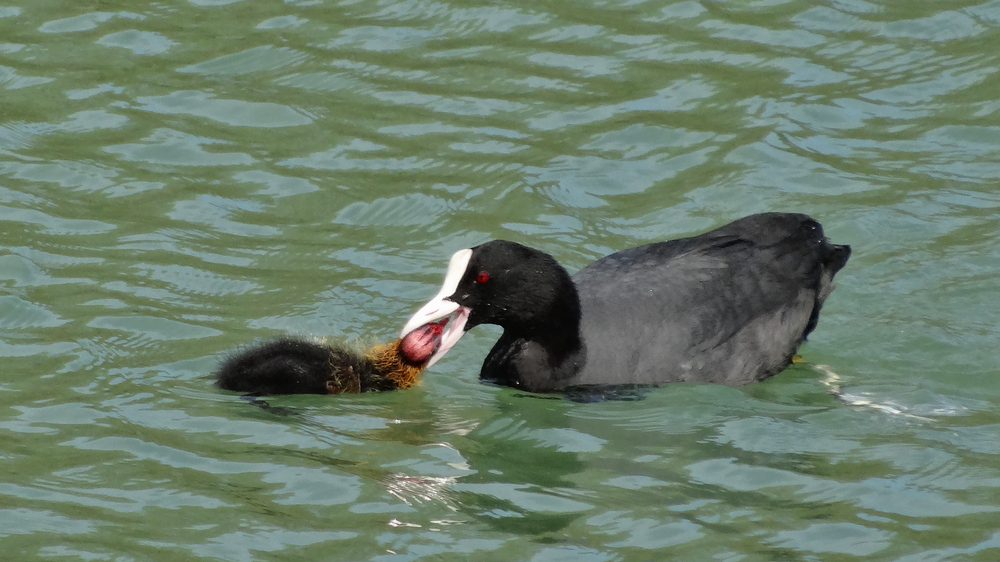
xmin=218 ymin=385 xmax=593 ymax=537
xmin=215 ymin=363 xmax=898 ymax=544
xmin=494 ymin=382 xmax=658 ymax=403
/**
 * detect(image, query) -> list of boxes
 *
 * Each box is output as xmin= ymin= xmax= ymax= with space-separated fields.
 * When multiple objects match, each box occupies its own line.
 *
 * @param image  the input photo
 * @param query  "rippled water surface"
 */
xmin=2 ymin=0 xmax=1000 ymax=559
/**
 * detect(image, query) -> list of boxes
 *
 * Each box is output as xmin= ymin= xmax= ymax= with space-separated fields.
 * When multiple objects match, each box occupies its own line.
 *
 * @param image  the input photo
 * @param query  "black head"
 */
xmin=449 ymin=240 xmax=580 ymax=338
xmin=400 ymin=240 xmax=585 ymax=371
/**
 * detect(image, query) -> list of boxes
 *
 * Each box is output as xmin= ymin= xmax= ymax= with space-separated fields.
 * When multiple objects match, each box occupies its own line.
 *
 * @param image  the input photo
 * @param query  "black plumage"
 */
xmin=215 ymin=338 xmax=423 ymax=395
xmin=404 ymin=213 xmax=850 ymax=392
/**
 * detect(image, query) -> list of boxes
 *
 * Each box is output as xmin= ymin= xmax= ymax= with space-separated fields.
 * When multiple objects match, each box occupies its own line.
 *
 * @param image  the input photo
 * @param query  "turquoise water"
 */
xmin=2 ymin=0 xmax=1000 ymax=559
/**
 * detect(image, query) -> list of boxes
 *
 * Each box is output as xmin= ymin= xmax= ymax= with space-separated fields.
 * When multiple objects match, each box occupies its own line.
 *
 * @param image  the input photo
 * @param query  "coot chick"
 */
xmin=216 ymin=319 xmax=446 ymax=395
xmin=400 ymin=213 xmax=851 ymax=392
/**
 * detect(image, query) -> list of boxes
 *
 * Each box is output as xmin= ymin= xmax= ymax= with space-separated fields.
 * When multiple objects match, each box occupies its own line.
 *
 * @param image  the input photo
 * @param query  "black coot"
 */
xmin=400 ymin=213 xmax=850 ymax=392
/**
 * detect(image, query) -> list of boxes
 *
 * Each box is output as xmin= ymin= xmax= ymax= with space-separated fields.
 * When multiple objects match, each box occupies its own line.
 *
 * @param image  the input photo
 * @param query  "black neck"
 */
xmin=507 ymin=272 xmax=586 ymax=387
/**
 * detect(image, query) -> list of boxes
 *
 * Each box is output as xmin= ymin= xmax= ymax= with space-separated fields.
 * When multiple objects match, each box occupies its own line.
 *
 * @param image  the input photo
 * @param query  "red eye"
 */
xmin=475 ymin=271 xmax=490 ymax=284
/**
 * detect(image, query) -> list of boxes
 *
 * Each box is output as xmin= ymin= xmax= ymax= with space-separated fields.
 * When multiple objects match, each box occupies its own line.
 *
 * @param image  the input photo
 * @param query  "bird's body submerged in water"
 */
xmin=216 ymin=319 xmax=448 ymax=395
xmin=401 ymin=213 xmax=851 ymax=393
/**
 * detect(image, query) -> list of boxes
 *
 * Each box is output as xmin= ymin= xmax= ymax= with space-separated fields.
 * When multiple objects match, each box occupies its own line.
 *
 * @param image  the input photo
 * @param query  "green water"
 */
xmin=2 ymin=0 xmax=1000 ymax=559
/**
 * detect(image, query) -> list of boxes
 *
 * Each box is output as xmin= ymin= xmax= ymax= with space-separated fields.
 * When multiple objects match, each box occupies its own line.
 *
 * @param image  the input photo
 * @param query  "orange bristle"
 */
xmin=365 ymin=340 xmax=425 ymax=390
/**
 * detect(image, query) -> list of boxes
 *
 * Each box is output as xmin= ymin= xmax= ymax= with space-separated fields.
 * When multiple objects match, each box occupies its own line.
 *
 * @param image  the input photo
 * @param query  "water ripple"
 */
xmin=2 ymin=0 xmax=1000 ymax=558
xmin=136 ymin=91 xmax=313 ymax=128
xmin=178 ymin=46 xmax=309 ymax=76
xmin=104 ymin=129 xmax=255 ymax=167
xmin=96 ymin=30 xmax=176 ymax=56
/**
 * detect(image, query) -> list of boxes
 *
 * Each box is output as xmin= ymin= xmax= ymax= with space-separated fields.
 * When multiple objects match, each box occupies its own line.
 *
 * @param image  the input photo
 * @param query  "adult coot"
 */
xmin=400 ymin=213 xmax=850 ymax=392
xmin=216 ymin=319 xmax=446 ymax=395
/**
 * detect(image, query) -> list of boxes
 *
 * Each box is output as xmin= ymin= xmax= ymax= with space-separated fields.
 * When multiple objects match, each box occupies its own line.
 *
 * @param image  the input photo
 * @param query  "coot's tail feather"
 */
xmin=804 ymin=241 xmax=851 ymax=339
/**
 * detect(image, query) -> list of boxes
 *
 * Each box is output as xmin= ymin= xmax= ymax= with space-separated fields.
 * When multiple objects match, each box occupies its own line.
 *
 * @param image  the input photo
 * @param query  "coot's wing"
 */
xmin=571 ymin=216 xmax=832 ymax=386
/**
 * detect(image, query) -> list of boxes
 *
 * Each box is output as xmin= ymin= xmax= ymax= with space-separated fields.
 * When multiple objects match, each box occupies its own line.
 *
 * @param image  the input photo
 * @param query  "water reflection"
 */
xmin=204 ymin=364 xmax=999 ymax=557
